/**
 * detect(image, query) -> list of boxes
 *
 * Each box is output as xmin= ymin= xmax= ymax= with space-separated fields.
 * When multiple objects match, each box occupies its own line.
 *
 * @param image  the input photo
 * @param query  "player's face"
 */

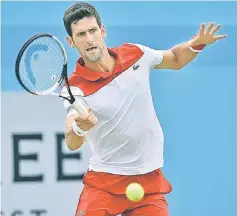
xmin=68 ymin=17 xmax=106 ymax=62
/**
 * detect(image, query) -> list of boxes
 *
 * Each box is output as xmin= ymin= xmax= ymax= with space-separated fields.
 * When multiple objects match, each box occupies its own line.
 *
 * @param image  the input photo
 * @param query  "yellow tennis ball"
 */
xmin=126 ymin=183 xmax=144 ymax=202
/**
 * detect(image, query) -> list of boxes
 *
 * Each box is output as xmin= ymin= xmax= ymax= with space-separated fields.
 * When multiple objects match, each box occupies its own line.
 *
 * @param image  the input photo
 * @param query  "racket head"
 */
xmin=15 ymin=33 xmax=68 ymax=96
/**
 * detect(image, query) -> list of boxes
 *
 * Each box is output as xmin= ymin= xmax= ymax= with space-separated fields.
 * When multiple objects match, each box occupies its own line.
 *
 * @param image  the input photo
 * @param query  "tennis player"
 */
xmin=61 ymin=2 xmax=226 ymax=216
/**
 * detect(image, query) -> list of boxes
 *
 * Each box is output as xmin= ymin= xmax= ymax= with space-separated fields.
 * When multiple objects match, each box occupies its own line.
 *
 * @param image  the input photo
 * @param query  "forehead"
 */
xmin=71 ymin=17 xmax=99 ymax=32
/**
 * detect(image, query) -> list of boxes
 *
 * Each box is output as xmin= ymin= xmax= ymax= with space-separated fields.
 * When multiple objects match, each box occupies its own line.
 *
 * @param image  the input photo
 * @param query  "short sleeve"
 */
xmin=134 ymin=44 xmax=164 ymax=69
xmin=61 ymin=86 xmax=87 ymax=118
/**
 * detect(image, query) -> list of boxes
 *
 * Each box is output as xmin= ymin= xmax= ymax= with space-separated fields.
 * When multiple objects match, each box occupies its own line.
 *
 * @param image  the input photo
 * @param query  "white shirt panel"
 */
xmin=132 ymin=44 xmax=164 ymax=68
xmin=62 ymin=44 xmax=165 ymax=175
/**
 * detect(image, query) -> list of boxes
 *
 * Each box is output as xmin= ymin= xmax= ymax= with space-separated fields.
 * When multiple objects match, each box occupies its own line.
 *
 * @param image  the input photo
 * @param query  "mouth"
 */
xmin=86 ymin=47 xmax=98 ymax=52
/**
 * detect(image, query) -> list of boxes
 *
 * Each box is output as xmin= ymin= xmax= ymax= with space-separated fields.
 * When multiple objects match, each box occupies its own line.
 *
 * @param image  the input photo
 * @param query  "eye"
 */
xmin=78 ymin=32 xmax=86 ymax=37
xmin=89 ymin=28 xmax=97 ymax=34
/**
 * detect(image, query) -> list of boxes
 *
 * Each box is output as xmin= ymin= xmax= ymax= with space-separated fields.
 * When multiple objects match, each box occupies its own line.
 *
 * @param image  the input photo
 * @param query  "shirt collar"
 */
xmin=75 ymin=48 xmax=123 ymax=81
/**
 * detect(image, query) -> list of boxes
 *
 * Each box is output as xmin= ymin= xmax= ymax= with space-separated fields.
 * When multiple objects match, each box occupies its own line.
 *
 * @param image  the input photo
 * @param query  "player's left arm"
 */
xmin=155 ymin=22 xmax=226 ymax=70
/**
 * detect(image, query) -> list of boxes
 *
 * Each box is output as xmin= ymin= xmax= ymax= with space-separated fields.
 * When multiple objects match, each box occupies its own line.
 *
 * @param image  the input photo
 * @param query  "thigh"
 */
xmin=122 ymin=193 xmax=169 ymax=216
xmin=75 ymin=185 xmax=128 ymax=216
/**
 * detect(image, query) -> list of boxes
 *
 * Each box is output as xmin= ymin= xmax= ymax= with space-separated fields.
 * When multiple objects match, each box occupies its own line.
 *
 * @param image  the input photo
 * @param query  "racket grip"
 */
xmin=72 ymin=100 xmax=89 ymax=119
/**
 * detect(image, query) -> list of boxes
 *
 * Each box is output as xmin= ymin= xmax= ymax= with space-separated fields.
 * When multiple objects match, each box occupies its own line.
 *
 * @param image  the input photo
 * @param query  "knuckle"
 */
xmin=74 ymin=116 xmax=80 ymax=121
xmin=74 ymin=119 xmax=80 ymax=124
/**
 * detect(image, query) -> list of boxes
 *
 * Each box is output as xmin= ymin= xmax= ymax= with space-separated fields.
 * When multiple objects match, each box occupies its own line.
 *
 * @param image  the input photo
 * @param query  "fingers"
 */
xmin=199 ymin=23 xmax=205 ymax=35
xmin=74 ymin=109 xmax=97 ymax=131
xmin=86 ymin=107 xmax=92 ymax=113
xmin=79 ymin=123 xmax=94 ymax=131
xmin=215 ymin=35 xmax=227 ymax=40
xmin=199 ymin=22 xmax=226 ymax=42
xmin=86 ymin=107 xmax=97 ymax=124
xmin=74 ymin=119 xmax=95 ymax=131
xmin=202 ymin=22 xmax=223 ymax=35
xmin=74 ymin=113 xmax=89 ymax=121
xmin=205 ymin=22 xmax=215 ymax=34
xmin=88 ymin=114 xmax=97 ymax=125
xmin=73 ymin=106 xmax=92 ymax=121
xmin=210 ymin=24 xmax=222 ymax=35
xmin=74 ymin=112 xmax=97 ymax=124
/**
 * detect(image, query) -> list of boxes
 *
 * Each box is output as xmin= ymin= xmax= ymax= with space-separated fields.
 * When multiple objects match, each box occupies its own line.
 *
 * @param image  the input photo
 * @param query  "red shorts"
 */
xmin=75 ymin=169 xmax=172 ymax=216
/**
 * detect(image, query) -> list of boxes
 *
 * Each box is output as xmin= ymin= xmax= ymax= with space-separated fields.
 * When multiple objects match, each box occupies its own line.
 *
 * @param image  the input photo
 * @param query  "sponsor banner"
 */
xmin=1 ymin=93 xmax=92 ymax=216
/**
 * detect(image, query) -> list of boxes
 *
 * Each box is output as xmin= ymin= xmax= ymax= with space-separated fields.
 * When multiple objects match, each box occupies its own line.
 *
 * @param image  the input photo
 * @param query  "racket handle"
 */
xmin=72 ymin=100 xmax=89 ymax=119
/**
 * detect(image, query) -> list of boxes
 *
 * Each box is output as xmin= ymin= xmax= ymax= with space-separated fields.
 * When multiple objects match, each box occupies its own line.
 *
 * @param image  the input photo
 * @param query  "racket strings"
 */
xmin=18 ymin=36 xmax=65 ymax=94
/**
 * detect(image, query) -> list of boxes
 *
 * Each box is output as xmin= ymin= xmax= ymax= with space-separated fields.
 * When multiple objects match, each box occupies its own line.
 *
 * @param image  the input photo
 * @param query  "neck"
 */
xmin=83 ymin=48 xmax=115 ymax=73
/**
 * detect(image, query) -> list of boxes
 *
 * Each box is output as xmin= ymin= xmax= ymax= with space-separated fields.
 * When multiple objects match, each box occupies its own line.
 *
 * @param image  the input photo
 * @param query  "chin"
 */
xmin=88 ymin=55 xmax=102 ymax=62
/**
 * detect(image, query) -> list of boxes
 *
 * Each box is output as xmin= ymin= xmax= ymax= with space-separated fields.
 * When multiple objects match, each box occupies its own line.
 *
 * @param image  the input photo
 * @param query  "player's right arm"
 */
xmin=65 ymin=109 xmax=97 ymax=150
xmin=61 ymin=86 xmax=97 ymax=150
xmin=65 ymin=114 xmax=85 ymax=150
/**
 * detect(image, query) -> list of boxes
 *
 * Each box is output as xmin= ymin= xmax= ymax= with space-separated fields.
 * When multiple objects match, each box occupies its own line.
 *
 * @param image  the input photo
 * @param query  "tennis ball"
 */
xmin=125 ymin=183 xmax=144 ymax=202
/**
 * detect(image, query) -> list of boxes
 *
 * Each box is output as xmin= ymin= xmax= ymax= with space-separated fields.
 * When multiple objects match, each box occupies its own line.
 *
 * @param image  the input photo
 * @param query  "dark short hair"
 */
xmin=63 ymin=2 xmax=101 ymax=37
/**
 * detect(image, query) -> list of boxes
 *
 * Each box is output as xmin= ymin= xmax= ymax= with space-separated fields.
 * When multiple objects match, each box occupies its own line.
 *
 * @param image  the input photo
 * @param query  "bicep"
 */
xmin=154 ymin=50 xmax=180 ymax=70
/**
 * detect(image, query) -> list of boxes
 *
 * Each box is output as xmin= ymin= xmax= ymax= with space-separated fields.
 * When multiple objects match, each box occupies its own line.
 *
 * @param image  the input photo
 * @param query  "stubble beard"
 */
xmin=84 ymin=46 xmax=104 ymax=62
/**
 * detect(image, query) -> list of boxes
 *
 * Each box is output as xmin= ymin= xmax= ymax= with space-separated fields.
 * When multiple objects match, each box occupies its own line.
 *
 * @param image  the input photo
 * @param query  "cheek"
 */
xmin=74 ymin=40 xmax=85 ymax=51
xmin=94 ymin=32 xmax=104 ymax=42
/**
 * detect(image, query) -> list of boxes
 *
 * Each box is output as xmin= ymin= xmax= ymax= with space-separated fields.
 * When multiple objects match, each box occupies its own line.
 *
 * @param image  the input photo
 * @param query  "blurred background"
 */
xmin=1 ymin=1 xmax=237 ymax=216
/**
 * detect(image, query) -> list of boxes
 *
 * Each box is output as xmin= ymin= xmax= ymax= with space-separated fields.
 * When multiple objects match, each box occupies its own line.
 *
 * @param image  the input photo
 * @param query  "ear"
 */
xmin=66 ymin=36 xmax=75 ymax=48
xmin=101 ymin=24 xmax=106 ymax=38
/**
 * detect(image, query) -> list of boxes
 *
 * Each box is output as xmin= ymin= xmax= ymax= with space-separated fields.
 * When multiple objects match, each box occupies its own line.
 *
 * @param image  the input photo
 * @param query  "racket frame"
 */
xmin=15 ymin=33 xmax=75 ymax=104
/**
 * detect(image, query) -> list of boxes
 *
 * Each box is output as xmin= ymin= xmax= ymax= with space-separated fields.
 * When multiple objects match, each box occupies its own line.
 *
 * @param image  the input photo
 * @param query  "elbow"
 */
xmin=174 ymin=66 xmax=183 ymax=70
xmin=173 ymin=63 xmax=185 ymax=70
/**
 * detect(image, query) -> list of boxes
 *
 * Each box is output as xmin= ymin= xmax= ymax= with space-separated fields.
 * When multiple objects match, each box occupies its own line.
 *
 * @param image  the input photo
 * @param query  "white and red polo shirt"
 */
xmin=62 ymin=43 xmax=164 ymax=175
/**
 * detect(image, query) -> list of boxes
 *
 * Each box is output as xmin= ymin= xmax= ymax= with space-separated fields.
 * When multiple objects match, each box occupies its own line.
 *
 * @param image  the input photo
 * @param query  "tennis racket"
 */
xmin=15 ymin=33 xmax=89 ymax=119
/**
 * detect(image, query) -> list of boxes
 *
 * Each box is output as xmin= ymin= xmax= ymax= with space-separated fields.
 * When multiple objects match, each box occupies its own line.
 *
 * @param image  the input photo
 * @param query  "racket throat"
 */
xmin=59 ymin=95 xmax=75 ymax=104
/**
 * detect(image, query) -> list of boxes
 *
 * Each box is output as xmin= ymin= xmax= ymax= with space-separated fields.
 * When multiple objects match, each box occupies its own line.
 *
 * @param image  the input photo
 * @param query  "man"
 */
xmin=61 ymin=2 xmax=226 ymax=216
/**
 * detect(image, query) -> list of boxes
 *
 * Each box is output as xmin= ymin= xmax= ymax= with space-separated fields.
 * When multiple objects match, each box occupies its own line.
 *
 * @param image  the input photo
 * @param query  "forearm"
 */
xmin=171 ymin=38 xmax=203 ymax=69
xmin=156 ymin=37 xmax=206 ymax=70
xmin=65 ymin=127 xmax=85 ymax=150
xmin=64 ymin=108 xmax=96 ymax=151
xmin=154 ymin=22 xmax=225 ymax=71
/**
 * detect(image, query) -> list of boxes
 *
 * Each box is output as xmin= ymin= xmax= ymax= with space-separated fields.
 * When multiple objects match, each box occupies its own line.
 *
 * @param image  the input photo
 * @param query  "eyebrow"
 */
xmin=75 ymin=27 xmax=98 ymax=34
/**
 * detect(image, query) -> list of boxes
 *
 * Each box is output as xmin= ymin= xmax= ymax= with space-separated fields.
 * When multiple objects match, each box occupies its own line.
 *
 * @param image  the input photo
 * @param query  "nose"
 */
xmin=85 ymin=33 xmax=94 ymax=44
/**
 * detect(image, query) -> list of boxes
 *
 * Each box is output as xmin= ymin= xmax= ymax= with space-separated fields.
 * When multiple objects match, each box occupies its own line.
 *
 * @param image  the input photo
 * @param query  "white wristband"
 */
xmin=72 ymin=121 xmax=87 ymax=137
xmin=189 ymin=46 xmax=202 ymax=53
